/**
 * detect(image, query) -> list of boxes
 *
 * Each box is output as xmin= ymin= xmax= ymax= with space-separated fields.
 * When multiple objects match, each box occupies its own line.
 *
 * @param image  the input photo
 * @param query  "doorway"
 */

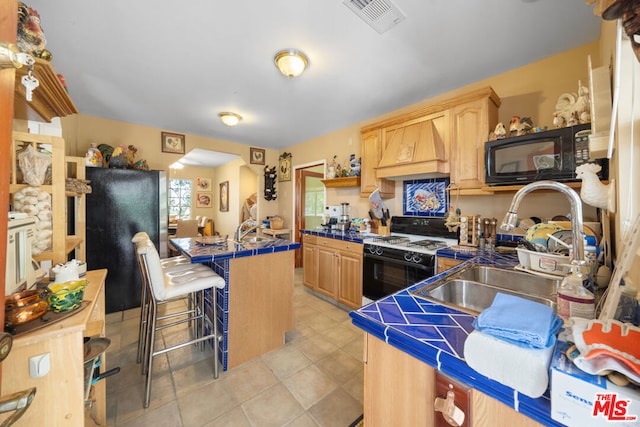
xmin=293 ymin=162 xmax=325 ymax=267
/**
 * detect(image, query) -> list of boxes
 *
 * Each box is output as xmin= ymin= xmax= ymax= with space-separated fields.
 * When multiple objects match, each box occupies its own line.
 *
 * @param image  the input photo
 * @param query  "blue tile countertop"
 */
xmin=169 ymin=236 xmax=301 ymax=263
xmin=300 ymin=228 xmax=366 ymax=243
xmin=351 ymin=249 xmax=564 ymax=427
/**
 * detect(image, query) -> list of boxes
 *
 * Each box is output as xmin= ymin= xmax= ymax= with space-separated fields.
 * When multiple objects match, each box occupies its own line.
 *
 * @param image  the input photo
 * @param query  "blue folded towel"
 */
xmin=472 ymin=293 xmax=563 ymax=349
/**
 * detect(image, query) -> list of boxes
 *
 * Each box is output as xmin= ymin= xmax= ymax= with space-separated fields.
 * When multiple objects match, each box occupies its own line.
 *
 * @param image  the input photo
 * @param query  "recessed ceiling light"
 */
xmin=274 ymin=49 xmax=309 ymax=78
xmin=218 ymin=112 xmax=242 ymax=127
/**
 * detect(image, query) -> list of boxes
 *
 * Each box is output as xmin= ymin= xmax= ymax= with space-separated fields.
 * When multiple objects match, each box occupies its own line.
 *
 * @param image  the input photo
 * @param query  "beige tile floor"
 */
xmin=104 ymin=268 xmax=364 ymax=426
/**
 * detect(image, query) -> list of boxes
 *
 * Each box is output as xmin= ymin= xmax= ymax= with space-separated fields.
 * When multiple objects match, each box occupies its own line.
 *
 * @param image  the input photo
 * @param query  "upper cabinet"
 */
xmin=360 ymin=129 xmax=395 ymax=198
xmin=450 ymin=87 xmax=501 ymax=193
xmin=14 ymin=57 xmax=78 ymax=122
xmin=359 ymin=87 xmax=500 ymax=197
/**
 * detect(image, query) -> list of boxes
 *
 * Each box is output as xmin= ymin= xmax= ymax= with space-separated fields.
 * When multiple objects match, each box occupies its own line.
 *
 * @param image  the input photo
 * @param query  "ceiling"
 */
xmin=25 ymin=0 xmax=602 ymax=152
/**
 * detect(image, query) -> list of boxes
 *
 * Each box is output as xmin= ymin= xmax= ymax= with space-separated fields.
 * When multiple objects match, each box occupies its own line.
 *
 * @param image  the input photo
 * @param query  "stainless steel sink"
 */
xmin=410 ymin=264 xmax=560 ymax=314
xmin=232 ymin=234 xmax=275 ymax=246
xmin=451 ymin=265 xmax=559 ymax=297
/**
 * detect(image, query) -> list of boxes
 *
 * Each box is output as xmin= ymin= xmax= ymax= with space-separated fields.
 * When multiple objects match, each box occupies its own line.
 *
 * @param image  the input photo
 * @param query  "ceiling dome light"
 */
xmin=274 ymin=49 xmax=308 ymax=78
xmin=218 ymin=112 xmax=242 ymax=127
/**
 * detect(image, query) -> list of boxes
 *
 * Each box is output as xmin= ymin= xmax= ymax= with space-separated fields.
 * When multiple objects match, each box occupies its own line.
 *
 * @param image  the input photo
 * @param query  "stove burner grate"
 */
xmin=405 ymin=239 xmax=448 ymax=250
xmin=371 ymin=236 xmax=410 ymax=245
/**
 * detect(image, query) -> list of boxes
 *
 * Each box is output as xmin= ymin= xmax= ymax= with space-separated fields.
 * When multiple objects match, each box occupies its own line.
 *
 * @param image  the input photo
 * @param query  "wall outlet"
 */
xmin=29 ymin=353 xmax=50 ymax=378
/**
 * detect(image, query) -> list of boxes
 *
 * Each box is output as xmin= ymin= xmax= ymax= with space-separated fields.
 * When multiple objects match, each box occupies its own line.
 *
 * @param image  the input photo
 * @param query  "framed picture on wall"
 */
xmin=279 ymin=152 xmax=292 ymax=181
xmin=161 ymin=131 xmax=185 ymax=154
xmin=196 ymin=178 xmax=211 ymax=190
xmin=220 ymin=181 xmax=229 ymax=212
xmin=196 ymin=192 xmax=213 ymax=208
xmin=250 ymin=147 xmax=265 ymax=165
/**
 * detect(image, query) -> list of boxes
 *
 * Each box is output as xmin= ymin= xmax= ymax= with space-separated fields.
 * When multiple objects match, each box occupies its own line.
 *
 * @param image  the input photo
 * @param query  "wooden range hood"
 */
xmin=375 ymin=109 xmax=449 ymax=180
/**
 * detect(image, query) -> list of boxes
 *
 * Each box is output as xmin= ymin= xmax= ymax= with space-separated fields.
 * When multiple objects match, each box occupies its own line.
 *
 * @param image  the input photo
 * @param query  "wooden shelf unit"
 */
xmin=10 ymin=132 xmax=85 ymax=265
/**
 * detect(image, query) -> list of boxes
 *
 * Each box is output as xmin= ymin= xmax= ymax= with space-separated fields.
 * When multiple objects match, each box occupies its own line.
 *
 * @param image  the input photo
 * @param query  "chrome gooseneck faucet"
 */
xmin=500 ymin=180 xmax=585 ymax=264
xmin=235 ymin=219 xmax=259 ymax=241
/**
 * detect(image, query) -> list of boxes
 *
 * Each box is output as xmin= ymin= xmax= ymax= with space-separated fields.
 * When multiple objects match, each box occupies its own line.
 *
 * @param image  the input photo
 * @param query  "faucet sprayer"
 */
xmin=500 ymin=180 xmax=585 ymax=265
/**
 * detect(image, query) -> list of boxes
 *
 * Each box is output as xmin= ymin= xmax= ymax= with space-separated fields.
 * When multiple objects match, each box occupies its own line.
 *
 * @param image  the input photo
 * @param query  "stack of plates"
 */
xmin=525 ymin=222 xmax=599 ymax=251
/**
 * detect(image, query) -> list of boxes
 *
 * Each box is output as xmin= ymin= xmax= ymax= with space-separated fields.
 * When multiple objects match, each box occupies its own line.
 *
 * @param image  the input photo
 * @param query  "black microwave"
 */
xmin=484 ymin=123 xmax=608 ymax=186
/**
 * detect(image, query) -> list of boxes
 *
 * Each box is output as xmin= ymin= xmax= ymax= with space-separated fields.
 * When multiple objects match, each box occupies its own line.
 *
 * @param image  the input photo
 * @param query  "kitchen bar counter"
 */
xmin=169 ymin=235 xmax=300 ymax=263
xmin=299 ymin=228 xmax=366 ymax=243
xmin=170 ymin=236 xmax=300 ymax=371
xmin=351 ymin=253 xmax=563 ymax=426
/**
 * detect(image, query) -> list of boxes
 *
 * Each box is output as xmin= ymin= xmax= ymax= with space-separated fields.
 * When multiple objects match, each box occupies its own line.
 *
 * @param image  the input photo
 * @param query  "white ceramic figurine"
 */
xmin=575 ymin=163 xmax=616 ymax=212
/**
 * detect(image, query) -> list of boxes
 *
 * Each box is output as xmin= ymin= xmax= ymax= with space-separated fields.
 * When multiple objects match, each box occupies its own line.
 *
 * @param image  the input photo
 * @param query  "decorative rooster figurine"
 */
xmin=575 ymin=163 xmax=616 ymax=212
xmin=17 ymin=2 xmax=46 ymax=54
xmin=509 ymin=116 xmax=533 ymax=136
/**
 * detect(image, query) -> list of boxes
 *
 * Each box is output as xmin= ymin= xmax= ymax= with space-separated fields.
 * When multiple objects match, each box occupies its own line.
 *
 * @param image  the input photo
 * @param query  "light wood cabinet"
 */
xmin=304 ymin=236 xmax=363 ymax=309
xmin=1 ymin=269 xmax=108 ymax=426
xmin=302 ymin=234 xmax=317 ymax=289
xmin=10 ymin=132 xmax=85 ymax=266
xmin=471 ymin=390 xmax=542 ymax=427
xmin=360 ymin=129 xmax=395 ymax=199
xmin=337 ymin=248 xmax=363 ymax=308
xmin=358 ymin=87 xmax=500 ymax=192
xmin=437 ymin=256 xmax=463 ymax=274
xmin=316 ymin=244 xmax=339 ymax=298
xmin=449 ymin=88 xmax=501 ymax=193
xmin=364 ymin=333 xmax=544 ymax=426
xmin=364 ymin=333 xmax=436 ymax=425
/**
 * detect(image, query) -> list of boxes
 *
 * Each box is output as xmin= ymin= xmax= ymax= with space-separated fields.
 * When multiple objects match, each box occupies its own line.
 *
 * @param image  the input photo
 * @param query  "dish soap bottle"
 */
xmin=557 ymin=261 xmax=595 ymax=320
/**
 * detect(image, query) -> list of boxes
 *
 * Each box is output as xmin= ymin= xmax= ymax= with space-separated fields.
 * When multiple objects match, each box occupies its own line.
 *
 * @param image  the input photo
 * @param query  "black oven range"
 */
xmin=362 ymin=216 xmax=457 ymax=302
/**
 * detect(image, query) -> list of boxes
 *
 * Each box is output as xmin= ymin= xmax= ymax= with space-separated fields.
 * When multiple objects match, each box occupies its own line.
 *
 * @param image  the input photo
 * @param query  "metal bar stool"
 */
xmin=136 ymin=241 xmax=225 ymax=408
xmin=132 ymin=232 xmax=199 ymax=365
xmin=132 ymin=233 xmax=212 ymax=369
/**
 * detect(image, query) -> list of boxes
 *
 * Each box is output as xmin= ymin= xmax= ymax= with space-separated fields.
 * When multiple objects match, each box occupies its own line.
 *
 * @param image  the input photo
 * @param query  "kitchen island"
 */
xmin=170 ymin=236 xmax=300 ymax=370
xmin=351 ymin=250 xmax=561 ymax=426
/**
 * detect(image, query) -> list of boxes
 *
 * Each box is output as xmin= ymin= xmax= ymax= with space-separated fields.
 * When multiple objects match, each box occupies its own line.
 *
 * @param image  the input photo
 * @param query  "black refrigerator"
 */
xmin=85 ymin=168 xmax=168 ymax=313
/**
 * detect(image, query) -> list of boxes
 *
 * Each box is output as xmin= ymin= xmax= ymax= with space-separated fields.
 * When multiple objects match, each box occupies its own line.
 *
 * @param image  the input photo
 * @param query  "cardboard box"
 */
xmin=550 ymin=341 xmax=640 ymax=426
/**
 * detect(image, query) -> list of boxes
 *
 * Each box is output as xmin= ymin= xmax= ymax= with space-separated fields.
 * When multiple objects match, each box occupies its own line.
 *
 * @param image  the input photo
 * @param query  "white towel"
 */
xmin=463 ymin=330 xmax=555 ymax=398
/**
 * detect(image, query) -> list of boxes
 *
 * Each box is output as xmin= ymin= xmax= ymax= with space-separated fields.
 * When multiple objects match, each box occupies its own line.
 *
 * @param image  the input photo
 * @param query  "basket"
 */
xmin=517 ymin=248 xmax=570 ymax=277
xmin=270 ymin=216 xmax=284 ymax=230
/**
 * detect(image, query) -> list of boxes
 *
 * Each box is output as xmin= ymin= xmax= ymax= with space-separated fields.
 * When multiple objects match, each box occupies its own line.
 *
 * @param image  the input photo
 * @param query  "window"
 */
xmin=304 ymin=188 xmax=324 ymax=216
xmin=169 ymin=179 xmax=192 ymax=220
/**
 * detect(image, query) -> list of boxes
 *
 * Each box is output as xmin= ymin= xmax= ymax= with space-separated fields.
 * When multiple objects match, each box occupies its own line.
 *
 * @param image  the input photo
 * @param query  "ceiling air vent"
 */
xmin=343 ymin=0 xmax=406 ymax=34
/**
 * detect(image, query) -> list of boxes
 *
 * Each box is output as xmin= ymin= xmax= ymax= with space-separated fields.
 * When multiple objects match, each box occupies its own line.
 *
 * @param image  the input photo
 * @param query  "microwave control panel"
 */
xmin=574 ymin=129 xmax=591 ymax=165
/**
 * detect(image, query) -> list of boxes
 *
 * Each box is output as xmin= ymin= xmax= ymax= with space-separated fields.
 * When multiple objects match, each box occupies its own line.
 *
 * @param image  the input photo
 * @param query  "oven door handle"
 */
xmin=363 ymin=252 xmax=433 ymax=271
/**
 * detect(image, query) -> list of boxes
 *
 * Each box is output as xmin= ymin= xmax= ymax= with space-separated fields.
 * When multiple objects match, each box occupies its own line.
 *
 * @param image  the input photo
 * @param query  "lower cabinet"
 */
xmin=364 ymin=333 xmax=543 ymax=426
xmin=302 ymin=234 xmax=318 ymax=288
xmin=302 ymin=235 xmax=363 ymax=309
xmin=436 ymin=256 xmax=463 ymax=274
